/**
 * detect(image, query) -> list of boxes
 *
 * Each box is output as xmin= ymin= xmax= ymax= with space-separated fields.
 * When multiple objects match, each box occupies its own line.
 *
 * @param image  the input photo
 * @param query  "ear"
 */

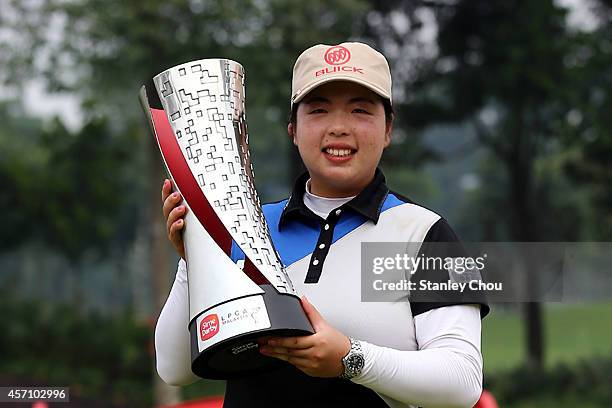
xmin=288 ymin=123 xmax=297 ymax=145
xmin=383 ymin=120 xmax=393 ymax=148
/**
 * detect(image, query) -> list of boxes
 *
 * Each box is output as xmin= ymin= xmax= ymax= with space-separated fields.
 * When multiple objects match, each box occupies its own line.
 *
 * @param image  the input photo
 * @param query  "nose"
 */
xmin=327 ymin=111 xmax=350 ymax=137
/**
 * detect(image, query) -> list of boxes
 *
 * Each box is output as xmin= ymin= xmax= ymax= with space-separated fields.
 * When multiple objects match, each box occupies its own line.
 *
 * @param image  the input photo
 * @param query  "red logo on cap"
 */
xmin=324 ymin=46 xmax=351 ymax=65
xmin=200 ymin=314 xmax=219 ymax=341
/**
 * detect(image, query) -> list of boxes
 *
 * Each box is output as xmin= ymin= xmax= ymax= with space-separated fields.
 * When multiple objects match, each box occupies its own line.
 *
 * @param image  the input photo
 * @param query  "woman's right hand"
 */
xmin=162 ymin=178 xmax=186 ymax=259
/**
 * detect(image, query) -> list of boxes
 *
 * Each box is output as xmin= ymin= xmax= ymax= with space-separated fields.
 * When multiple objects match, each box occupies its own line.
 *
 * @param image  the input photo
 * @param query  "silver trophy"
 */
xmin=139 ymin=59 xmax=313 ymax=379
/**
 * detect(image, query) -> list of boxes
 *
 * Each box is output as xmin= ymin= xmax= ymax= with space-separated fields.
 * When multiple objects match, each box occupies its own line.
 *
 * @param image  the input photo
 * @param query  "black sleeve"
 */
xmin=409 ymin=218 xmax=490 ymax=319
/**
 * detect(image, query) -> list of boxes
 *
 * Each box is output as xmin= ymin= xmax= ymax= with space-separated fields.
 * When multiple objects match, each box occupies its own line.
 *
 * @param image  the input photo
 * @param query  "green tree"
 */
xmin=557 ymin=2 xmax=612 ymax=240
xmin=0 ymin=102 xmax=133 ymax=258
xmin=380 ymin=0 xmax=606 ymax=369
xmin=0 ymin=0 xmax=373 ymax=404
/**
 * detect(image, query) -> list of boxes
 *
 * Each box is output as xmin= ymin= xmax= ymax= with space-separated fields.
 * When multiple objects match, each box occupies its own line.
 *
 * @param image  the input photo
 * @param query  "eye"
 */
xmin=309 ymin=108 xmax=327 ymax=114
xmin=352 ymin=108 xmax=371 ymax=114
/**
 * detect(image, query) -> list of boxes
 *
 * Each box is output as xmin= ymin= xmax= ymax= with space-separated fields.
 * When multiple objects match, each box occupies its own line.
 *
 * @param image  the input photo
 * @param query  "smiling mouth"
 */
xmin=322 ymin=147 xmax=357 ymax=157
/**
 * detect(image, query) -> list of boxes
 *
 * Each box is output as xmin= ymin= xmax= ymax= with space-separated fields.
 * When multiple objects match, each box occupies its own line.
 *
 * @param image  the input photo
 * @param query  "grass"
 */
xmin=483 ymin=302 xmax=612 ymax=373
xmin=506 ymin=395 xmax=603 ymax=408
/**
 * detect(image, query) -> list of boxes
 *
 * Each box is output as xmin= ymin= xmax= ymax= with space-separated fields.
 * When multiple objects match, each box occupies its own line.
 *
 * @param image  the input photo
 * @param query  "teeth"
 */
xmin=325 ymin=148 xmax=353 ymax=157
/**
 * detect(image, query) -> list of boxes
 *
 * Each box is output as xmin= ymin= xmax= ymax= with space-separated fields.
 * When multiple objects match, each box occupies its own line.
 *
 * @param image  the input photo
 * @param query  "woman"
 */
xmin=156 ymin=42 xmax=489 ymax=408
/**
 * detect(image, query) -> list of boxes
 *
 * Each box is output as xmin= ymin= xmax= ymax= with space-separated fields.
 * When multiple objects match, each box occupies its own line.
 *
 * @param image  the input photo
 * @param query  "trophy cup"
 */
xmin=139 ymin=59 xmax=313 ymax=379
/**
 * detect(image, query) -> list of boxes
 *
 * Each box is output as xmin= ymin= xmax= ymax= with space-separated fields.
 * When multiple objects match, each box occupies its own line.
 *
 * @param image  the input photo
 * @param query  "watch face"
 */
xmin=347 ymin=354 xmax=365 ymax=374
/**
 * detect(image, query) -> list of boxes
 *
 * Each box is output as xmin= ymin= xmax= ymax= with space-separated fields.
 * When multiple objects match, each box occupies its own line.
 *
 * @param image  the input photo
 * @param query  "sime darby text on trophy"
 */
xmin=139 ymin=59 xmax=313 ymax=380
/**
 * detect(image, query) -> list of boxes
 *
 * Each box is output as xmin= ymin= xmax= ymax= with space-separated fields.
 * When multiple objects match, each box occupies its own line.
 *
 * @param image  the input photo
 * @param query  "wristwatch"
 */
xmin=340 ymin=337 xmax=365 ymax=380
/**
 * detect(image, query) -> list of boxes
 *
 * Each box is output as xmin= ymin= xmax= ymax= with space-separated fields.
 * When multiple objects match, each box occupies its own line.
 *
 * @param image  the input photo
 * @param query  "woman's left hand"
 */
xmin=259 ymin=296 xmax=351 ymax=378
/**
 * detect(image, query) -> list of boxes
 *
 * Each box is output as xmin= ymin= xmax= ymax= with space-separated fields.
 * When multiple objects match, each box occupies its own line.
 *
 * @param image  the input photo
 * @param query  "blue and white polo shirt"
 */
xmin=223 ymin=168 xmax=488 ymax=408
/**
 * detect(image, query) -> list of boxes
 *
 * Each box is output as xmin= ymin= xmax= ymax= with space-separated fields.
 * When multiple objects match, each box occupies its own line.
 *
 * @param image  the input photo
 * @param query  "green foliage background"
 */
xmin=1 ymin=0 xmax=611 ymax=406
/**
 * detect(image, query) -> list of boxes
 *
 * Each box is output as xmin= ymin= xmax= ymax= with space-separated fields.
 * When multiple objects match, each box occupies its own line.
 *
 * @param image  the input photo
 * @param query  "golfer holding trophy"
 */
xmin=149 ymin=43 xmax=488 ymax=408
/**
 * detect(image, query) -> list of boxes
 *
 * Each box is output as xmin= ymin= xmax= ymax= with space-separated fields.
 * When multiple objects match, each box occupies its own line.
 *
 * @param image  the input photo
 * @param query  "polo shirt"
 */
xmin=223 ymin=168 xmax=489 ymax=407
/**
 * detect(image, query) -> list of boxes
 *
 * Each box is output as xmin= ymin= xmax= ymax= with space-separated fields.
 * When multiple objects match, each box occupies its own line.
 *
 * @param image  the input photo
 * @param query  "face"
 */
xmin=288 ymin=81 xmax=392 ymax=198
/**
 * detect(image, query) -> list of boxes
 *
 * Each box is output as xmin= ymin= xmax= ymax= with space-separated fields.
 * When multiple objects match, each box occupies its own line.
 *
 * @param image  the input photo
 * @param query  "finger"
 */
xmin=167 ymin=205 xmax=186 ymax=229
xmin=161 ymin=179 xmax=172 ymax=203
xmin=163 ymin=192 xmax=182 ymax=220
xmin=261 ymin=351 xmax=313 ymax=368
xmin=267 ymin=336 xmax=314 ymax=350
xmin=300 ymin=296 xmax=326 ymax=332
xmin=260 ymin=345 xmax=313 ymax=357
xmin=169 ymin=219 xmax=184 ymax=240
xmin=257 ymin=335 xmax=273 ymax=346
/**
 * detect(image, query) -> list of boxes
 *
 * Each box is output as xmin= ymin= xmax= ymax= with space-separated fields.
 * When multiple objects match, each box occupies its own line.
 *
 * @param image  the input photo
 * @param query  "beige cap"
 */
xmin=291 ymin=42 xmax=392 ymax=106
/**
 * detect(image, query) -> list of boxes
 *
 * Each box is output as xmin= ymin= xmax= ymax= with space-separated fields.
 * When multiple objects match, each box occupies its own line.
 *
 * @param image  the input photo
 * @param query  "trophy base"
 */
xmin=189 ymin=284 xmax=313 ymax=379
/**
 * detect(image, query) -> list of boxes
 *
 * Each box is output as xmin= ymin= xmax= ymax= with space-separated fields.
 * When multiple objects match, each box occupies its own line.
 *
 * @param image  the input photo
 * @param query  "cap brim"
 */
xmin=291 ymin=75 xmax=391 ymax=106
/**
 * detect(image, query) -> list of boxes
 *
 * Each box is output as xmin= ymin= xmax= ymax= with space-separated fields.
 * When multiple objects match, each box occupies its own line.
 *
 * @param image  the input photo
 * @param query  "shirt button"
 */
xmin=312 ymin=259 xmax=319 ymax=266
xmin=319 ymin=243 xmax=325 ymax=249
xmin=335 ymin=209 xmax=342 ymax=216
xmin=324 ymin=224 xmax=330 ymax=230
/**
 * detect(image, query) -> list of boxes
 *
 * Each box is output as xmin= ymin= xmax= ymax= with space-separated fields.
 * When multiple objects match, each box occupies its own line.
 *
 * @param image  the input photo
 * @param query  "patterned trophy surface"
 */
xmin=153 ymin=59 xmax=295 ymax=295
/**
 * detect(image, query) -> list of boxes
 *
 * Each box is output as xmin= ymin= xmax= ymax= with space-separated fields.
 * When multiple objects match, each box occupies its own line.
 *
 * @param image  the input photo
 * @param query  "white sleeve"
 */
xmin=154 ymin=258 xmax=199 ymax=385
xmin=351 ymin=304 xmax=483 ymax=408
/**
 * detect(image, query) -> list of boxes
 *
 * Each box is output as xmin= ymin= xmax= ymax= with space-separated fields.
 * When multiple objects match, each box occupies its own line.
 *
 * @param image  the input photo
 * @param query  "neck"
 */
xmin=308 ymin=173 xmax=375 ymax=198
xmin=306 ymin=180 xmax=357 ymax=199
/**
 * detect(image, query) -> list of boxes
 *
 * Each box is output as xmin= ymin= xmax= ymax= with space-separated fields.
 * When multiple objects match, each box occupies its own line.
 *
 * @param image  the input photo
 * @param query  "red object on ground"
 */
xmin=158 ymin=395 xmax=224 ymax=408
xmin=474 ymin=390 xmax=499 ymax=408
xmin=159 ymin=389 xmax=497 ymax=408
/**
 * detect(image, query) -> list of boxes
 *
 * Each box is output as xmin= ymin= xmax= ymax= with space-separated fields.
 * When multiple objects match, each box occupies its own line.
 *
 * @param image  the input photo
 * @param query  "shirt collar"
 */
xmin=279 ymin=167 xmax=390 ymax=228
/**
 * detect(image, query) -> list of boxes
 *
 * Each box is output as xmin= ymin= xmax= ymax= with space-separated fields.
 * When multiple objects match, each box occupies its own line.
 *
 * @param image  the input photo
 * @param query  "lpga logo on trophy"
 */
xmin=139 ymin=59 xmax=313 ymax=379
